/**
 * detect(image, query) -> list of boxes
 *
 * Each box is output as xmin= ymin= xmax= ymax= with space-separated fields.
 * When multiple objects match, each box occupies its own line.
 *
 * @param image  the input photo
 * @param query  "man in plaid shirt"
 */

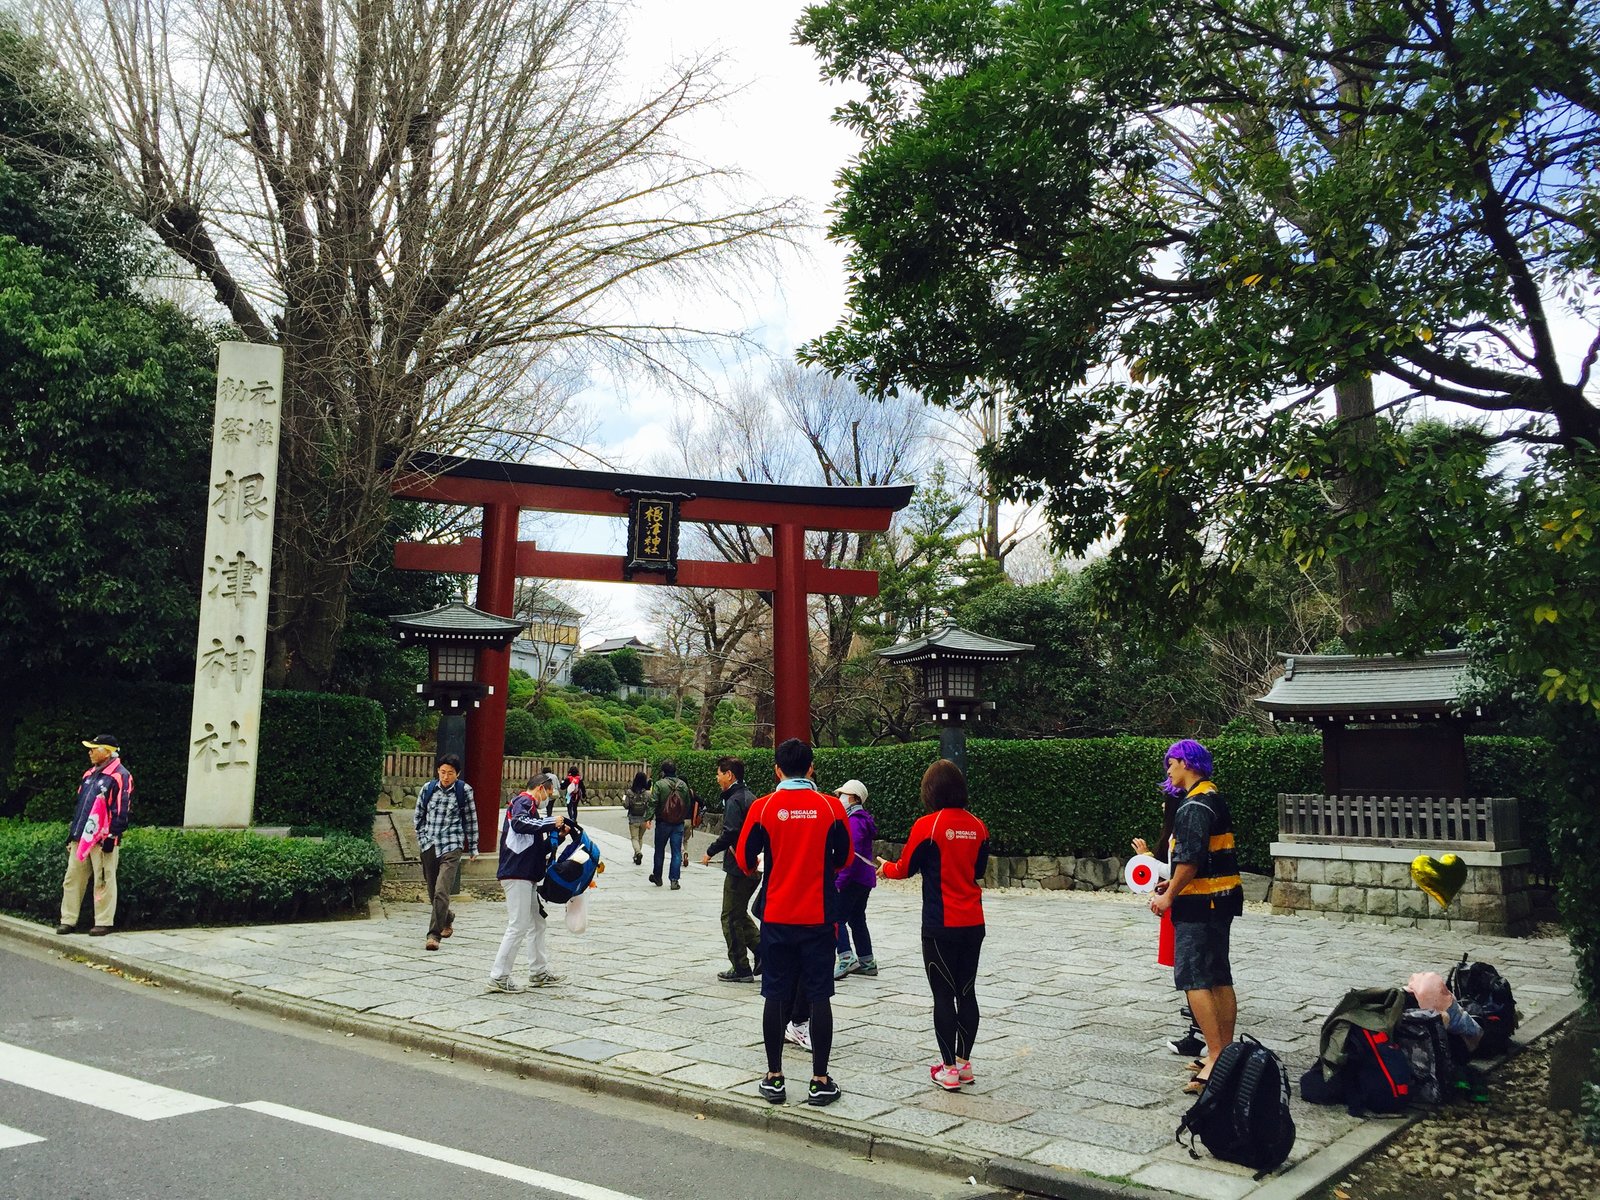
xmin=414 ymin=754 xmax=479 ymax=950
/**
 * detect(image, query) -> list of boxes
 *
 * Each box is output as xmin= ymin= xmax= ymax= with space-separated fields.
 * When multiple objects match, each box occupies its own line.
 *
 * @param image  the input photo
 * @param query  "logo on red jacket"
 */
xmin=777 ymin=808 xmax=789 ymax=821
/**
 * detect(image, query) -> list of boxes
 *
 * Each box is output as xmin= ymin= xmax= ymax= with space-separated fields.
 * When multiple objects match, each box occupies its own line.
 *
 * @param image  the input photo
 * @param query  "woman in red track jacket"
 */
xmin=877 ymin=759 xmax=990 ymax=1092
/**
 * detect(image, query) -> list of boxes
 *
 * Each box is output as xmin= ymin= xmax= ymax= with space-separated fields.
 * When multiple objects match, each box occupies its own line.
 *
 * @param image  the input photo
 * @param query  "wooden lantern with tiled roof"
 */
xmin=877 ymin=624 xmax=1034 ymax=773
xmin=388 ymin=601 xmax=529 ymax=713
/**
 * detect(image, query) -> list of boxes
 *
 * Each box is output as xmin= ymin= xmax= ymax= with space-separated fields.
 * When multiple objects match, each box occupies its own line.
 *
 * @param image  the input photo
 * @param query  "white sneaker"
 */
xmin=487 ymin=975 xmax=523 ymax=993
xmin=527 ymin=970 xmax=562 ymax=987
xmin=784 ymin=1021 xmax=812 ymax=1051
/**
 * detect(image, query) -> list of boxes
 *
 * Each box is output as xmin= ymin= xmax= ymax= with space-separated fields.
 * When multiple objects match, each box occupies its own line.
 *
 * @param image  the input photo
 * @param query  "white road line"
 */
xmin=239 ymin=1101 xmax=646 ymax=1200
xmin=0 ymin=1041 xmax=229 ymax=1121
xmin=0 ymin=1122 xmax=45 ymax=1150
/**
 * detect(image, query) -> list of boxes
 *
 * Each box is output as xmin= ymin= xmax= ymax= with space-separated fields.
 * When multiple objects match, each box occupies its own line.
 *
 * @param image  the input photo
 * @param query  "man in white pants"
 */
xmin=488 ymin=773 xmax=567 ymax=992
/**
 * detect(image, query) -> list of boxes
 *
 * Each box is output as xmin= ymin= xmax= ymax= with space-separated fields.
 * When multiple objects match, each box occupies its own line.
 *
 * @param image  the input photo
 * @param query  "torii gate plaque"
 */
xmin=393 ymin=453 xmax=913 ymax=849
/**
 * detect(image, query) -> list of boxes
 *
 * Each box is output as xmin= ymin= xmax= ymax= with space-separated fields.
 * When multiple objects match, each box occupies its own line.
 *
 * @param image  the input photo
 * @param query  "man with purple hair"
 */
xmin=1149 ymin=739 xmax=1244 ymax=1093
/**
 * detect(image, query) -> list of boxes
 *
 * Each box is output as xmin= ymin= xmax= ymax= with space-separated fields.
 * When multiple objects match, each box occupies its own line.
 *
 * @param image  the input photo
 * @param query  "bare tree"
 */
xmin=643 ymin=362 xmax=929 ymax=744
xmin=41 ymin=0 xmax=799 ymax=687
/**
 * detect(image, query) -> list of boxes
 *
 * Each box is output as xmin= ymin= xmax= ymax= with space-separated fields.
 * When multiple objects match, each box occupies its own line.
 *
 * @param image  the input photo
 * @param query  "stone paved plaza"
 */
xmin=17 ymin=810 xmax=1581 ymax=1200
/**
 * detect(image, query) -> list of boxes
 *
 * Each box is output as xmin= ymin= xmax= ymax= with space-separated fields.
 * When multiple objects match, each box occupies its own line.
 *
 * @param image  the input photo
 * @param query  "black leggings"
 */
xmin=763 ymin=981 xmax=832 ymax=1078
xmin=923 ymin=926 xmax=985 ymax=1065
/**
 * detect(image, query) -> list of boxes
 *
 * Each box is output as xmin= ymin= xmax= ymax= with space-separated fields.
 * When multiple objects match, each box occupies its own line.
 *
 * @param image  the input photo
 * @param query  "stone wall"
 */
xmin=872 ymin=844 xmax=1125 ymax=892
xmin=1271 ymin=842 xmax=1535 ymax=936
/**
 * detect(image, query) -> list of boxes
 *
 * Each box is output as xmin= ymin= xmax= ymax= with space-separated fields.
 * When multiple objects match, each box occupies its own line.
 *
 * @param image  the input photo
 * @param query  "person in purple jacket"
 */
xmin=832 ymin=779 xmax=879 ymax=979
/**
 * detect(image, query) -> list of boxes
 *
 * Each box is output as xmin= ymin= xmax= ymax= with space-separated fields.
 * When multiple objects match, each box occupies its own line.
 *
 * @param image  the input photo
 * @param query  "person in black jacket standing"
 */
xmin=700 ymin=756 xmax=760 ymax=982
xmin=58 ymin=733 xmax=134 ymax=936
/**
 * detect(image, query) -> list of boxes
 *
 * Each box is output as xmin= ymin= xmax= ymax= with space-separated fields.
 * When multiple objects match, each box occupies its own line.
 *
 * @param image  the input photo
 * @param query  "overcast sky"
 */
xmin=532 ymin=1 xmax=866 ymax=644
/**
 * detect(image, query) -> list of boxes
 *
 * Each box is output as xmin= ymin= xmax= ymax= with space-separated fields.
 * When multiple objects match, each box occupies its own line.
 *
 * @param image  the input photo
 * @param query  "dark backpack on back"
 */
xmin=660 ymin=778 xmax=686 ymax=825
xmin=1447 ymin=954 xmax=1517 ymax=1056
xmin=1177 ymin=1035 xmax=1296 ymax=1176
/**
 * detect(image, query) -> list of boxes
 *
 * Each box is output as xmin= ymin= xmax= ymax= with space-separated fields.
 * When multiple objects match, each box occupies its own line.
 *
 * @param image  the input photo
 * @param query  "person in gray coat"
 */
xmin=700 ymin=755 xmax=761 ymax=982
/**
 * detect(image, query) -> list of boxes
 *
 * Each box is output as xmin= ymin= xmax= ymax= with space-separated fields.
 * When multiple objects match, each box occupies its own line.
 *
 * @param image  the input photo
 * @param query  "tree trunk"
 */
xmin=265 ymin=550 xmax=354 ymax=689
xmin=1331 ymin=373 xmax=1395 ymax=637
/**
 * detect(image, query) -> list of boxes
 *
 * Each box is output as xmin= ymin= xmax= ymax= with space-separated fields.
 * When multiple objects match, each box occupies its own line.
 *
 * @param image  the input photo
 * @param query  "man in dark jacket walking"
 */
xmin=58 ymin=732 xmax=134 ymax=936
xmin=700 ymin=756 xmax=760 ymax=982
xmin=649 ymin=760 xmax=693 ymax=890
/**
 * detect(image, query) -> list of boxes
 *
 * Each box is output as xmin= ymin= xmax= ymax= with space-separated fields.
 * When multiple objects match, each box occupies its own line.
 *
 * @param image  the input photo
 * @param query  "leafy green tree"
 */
xmin=609 ymin=646 xmax=645 ymax=687
xmin=503 ymin=709 xmax=544 ymax=755
xmin=541 ymin=716 xmax=597 ymax=759
xmin=0 ymin=240 xmax=216 ymax=684
xmin=570 ymin=655 xmax=619 ymax=697
xmin=0 ymin=20 xmax=138 ymax=289
xmin=797 ymin=0 xmax=1599 ymax=639
xmin=0 ymin=20 xmax=218 ymax=686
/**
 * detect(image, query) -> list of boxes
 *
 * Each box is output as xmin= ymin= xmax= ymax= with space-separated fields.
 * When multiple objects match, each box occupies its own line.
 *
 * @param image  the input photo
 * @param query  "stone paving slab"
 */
xmin=9 ymin=807 xmax=1580 ymax=1200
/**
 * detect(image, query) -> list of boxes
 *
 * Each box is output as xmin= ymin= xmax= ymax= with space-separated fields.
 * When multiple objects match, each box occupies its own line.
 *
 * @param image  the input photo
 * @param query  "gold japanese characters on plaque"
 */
xmin=620 ymin=490 xmax=692 ymax=582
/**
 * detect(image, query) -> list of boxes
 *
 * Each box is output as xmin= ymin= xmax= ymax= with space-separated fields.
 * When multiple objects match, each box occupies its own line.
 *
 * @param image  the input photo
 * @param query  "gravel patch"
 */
xmin=1311 ymin=1039 xmax=1599 ymax=1200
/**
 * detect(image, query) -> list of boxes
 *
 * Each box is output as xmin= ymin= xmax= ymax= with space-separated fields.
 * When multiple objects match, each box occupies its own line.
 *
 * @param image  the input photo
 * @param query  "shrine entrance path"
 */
xmin=1 ymin=808 xmax=1578 ymax=1200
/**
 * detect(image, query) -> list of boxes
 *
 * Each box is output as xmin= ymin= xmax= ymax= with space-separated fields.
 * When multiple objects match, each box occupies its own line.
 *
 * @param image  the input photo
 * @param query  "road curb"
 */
xmin=10 ymin=912 xmax=1570 ymax=1200
xmin=0 ymin=913 xmax=1178 ymax=1200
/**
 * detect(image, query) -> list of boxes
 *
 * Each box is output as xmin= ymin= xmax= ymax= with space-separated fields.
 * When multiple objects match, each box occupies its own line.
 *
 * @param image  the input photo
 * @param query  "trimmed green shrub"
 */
xmin=503 ymin=710 xmax=543 ymax=755
xmin=0 ymin=819 xmax=382 ymax=927
xmin=4 ymin=684 xmax=384 ymax=835
xmin=673 ymin=735 xmax=1549 ymax=872
xmin=538 ymin=717 xmax=596 ymax=759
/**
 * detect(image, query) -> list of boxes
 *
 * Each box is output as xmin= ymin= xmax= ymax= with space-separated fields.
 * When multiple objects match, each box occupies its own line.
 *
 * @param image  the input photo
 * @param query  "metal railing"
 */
xmin=383 ymin=752 xmax=650 ymax=789
xmin=1277 ymin=793 xmax=1521 ymax=850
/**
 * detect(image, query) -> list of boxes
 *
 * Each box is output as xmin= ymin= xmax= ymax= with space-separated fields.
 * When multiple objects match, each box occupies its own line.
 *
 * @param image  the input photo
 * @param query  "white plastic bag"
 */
xmin=564 ymin=891 xmax=589 ymax=934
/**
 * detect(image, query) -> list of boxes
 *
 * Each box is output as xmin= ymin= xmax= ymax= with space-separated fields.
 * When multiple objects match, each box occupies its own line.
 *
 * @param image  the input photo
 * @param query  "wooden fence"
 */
xmin=1277 ymin=793 xmax=1521 ymax=850
xmin=383 ymin=752 xmax=650 ymax=789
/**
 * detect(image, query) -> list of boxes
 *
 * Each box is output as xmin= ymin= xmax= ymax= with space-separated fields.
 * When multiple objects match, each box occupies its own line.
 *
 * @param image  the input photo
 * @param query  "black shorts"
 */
xmin=1173 ymin=917 xmax=1233 ymax=991
xmin=759 ymin=923 xmax=835 ymax=1003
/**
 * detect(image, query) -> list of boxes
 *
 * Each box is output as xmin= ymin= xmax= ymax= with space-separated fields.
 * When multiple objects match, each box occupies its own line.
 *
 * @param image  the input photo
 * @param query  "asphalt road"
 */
xmin=0 ymin=941 xmax=1008 ymax=1200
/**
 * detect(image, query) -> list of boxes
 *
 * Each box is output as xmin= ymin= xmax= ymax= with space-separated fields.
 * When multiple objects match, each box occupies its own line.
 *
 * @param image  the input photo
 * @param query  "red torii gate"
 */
xmin=393 ymin=454 xmax=913 ymax=849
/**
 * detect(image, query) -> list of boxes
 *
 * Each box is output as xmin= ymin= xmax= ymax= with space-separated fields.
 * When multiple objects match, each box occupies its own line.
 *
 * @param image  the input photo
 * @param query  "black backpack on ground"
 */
xmin=1447 ymin=953 xmax=1517 ymax=1056
xmin=1177 ymin=1035 xmax=1296 ymax=1177
xmin=1395 ymin=1007 xmax=1464 ymax=1105
xmin=1300 ymin=1026 xmax=1412 ymax=1116
xmin=1299 ymin=987 xmax=1413 ymax=1116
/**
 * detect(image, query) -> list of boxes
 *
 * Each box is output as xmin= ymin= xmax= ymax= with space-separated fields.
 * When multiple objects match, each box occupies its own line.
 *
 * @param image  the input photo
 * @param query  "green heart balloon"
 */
xmin=1411 ymin=853 xmax=1468 ymax=910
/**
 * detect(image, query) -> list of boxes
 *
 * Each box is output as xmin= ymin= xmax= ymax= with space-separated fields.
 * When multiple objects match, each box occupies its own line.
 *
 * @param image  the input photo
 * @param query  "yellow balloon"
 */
xmin=1410 ymin=853 xmax=1467 ymax=910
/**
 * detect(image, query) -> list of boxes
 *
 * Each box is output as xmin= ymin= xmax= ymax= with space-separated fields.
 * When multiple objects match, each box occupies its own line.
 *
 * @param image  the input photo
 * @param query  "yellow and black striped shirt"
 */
xmin=1169 ymin=781 xmax=1244 ymax=921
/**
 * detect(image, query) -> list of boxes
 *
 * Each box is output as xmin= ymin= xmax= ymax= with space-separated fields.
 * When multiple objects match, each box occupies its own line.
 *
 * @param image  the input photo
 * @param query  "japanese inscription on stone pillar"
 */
xmin=184 ymin=342 xmax=283 ymax=826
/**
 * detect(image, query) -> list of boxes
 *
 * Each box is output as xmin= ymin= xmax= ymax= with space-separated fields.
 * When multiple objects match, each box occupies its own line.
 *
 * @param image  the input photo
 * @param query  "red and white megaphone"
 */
xmin=1124 ymin=854 xmax=1170 ymax=894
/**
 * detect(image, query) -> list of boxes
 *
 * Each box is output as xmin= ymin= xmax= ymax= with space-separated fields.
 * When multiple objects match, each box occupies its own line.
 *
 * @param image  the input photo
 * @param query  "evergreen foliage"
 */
xmin=0 ymin=820 xmax=382 ymax=927
xmin=675 ymin=735 xmax=1548 ymax=872
xmin=3 ymin=684 xmax=384 ymax=834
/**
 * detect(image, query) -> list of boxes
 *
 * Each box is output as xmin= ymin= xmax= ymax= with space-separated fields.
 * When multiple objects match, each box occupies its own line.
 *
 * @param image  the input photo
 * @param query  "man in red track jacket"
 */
xmin=736 ymin=738 xmax=849 ymax=1107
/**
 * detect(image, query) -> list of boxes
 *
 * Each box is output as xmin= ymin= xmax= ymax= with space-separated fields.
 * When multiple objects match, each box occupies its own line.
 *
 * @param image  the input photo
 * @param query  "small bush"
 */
xmin=538 ymin=717 xmax=596 ymax=758
xmin=503 ymin=710 xmax=543 ymax=755
xmin=0 ymin=819 xmax=382 ymax=928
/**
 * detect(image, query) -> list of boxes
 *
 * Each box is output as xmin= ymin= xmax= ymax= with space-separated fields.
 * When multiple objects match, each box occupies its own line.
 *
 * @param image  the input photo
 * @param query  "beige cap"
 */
xmin=836 ymin=779 xmax=869 ymax=802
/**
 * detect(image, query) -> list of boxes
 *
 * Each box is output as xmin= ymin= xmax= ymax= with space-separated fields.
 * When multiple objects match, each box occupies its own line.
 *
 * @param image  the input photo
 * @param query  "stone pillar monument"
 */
xmin=183 ymin=342 xmax=284 ymax=827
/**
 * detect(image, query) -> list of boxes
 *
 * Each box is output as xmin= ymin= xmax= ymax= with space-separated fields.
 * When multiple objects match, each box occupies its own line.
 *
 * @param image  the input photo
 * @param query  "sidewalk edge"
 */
xmin=0 ymin=914 xmax=1183 ymax=1200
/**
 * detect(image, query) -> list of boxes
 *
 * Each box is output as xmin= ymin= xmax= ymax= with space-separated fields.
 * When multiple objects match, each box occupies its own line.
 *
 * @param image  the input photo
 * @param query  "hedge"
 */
xmin=672 ymin=735 xmax=1550 ymax=874
xmin=2 ymin=684 xmax=384 ymax=835
xmin=0 ymin=820 xmax=383 ymax=928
